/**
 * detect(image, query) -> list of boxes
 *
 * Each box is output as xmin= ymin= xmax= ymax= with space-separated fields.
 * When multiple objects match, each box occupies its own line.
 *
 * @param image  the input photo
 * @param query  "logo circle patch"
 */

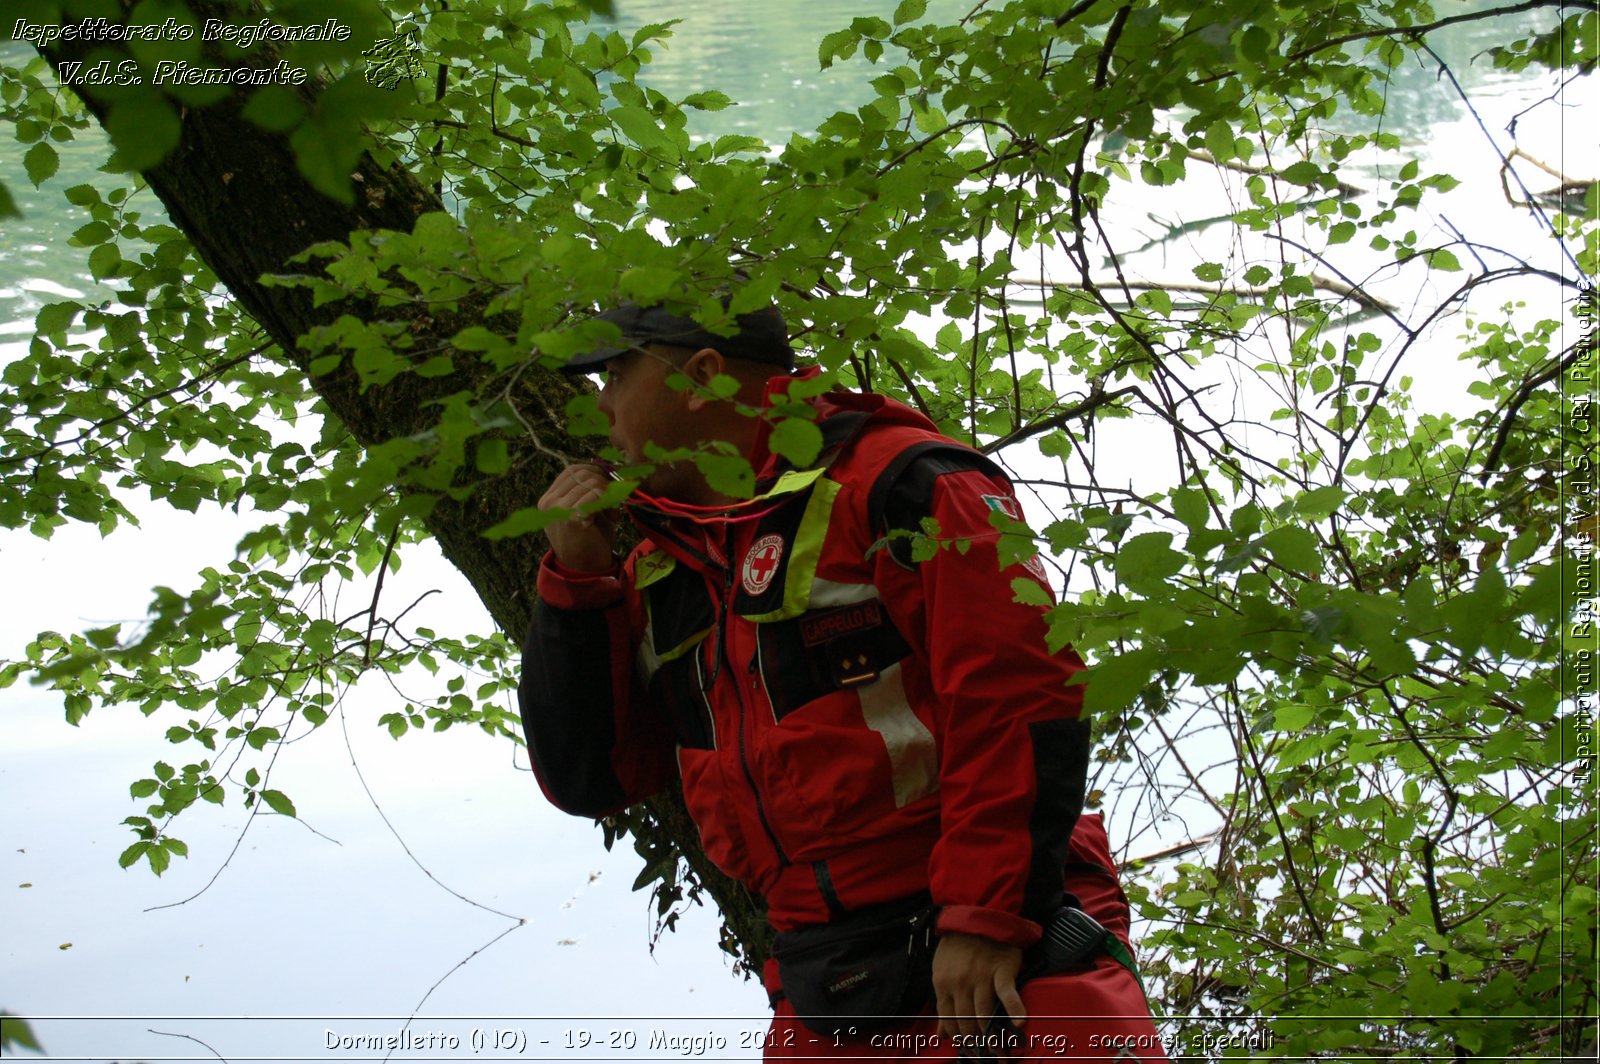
xmin=741 ymin=534 xmax=786 ymax=596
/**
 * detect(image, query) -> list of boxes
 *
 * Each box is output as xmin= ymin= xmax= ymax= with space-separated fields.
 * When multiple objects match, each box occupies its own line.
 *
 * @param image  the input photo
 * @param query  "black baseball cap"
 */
xmin=561 ymin=301 xmax=796 ymax=374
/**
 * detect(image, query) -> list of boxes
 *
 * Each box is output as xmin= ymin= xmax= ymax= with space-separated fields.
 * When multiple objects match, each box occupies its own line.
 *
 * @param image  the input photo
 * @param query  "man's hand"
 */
xmin=540 ymin=463 xmax=620 ymax=574
xmin=933 ymin=932 xmax=1026 ymax=1041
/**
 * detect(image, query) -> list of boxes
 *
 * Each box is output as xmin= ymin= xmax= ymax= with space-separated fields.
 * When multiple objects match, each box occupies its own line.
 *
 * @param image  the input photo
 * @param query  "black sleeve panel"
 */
xmin=519 ymin=599 xmax=630 ymax=818
xmin=1023 ymin=717 xmax=1092 ymax=921
xmin=866 ymin=442 xmax=1008 ymax=568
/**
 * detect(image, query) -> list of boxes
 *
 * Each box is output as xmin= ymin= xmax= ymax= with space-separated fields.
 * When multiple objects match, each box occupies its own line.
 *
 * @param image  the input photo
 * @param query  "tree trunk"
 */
xmin=38 ymin=4 xmax=770 ymax=972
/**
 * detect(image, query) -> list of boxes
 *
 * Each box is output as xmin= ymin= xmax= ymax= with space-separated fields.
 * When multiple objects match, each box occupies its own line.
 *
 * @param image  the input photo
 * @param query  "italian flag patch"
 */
xmin=981 ymin=493 xmax=1022 ymax=520
xmin=981 ymin=494 xmax=1049 ymax=583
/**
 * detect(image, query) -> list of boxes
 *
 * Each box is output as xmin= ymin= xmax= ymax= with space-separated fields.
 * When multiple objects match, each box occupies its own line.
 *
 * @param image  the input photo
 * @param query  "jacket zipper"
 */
xmin=712 ymin=552 xmax=790 ymax=868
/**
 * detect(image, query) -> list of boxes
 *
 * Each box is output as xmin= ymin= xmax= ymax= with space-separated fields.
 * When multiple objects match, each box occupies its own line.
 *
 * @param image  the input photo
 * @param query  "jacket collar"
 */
xmin=623 ymin=371 xmax=940 ymax=570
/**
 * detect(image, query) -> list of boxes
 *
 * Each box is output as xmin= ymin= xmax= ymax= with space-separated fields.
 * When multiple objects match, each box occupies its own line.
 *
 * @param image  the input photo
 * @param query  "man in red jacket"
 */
xmin=520 ymin=301 xmax=1170 ymax=1061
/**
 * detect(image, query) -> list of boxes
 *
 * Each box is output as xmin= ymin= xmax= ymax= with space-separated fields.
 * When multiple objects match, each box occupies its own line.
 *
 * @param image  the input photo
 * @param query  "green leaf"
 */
xmin=1299 ymin=605 xmax=1344 ymax=642
xmin=1426 ymin=248 xmax=1462 ymax=271
xmin=818 ymin=28 xmax=857 ymax=68
xmin=1260 ymin=526 xmax=1321 ymax=573
xmin=1113 ymin=532 xmax=1185 ymax=594
xmin=475 ymin=438 xmax=510 ymax=475
xmin=240 ymin=86 xmax=307 ymax=133
xmin=1 ymin=1012 xmax=44 ymax=1053
xmin=768 ymin=417 xmax=823 ymax=467
xmin=1280 ymin=160 xmax=1322 ymax=186
xmin=682 ymin=91 xmax=733 ymax=111
xmin=1205 ymin=120 xmax=1235 ymax=163
xmin=24 ymin=142 xmax=58 ymax=188
xmin=893 ymin=0 xmax=927 ymax=23
xmin=1365 ymin=634 xmax=1417 ymax=675
xmin=1011 ymin=576 xmax=1051 ymax=606
xmin=481 ymin=505 xmax=565 ymax=541
xmin=259 ymin=789 xmax=296 ymax=817
xmin=612 ymin=104 xmax=673 ymax=155
xmin=1293 ymin=485 xmax=1345 ymax=518
xmin=290 ymin=116 xmax=364 ymax=206
xmin=244 ymin=725 xmax=280 ymax=751
xmin=1082 ymin=648 xmax=1162 ymax=714
xmin=88 ymin=243 xmax=122 ymax=280
xmin=35 ymin=301 xmax=81 ymax=338
xmin=105 ymin=94 xmax=182 ymax=171
xmin=73 ymin=220 xmax=113 ymax=245
xmin=1274 ymin=704 xmax=1315 ymax=731
xmin=1171 ymin=488 xmax=1210 ymax=533
xmin=698 ymin=452 xmax=755 ymax=499
xmin=130 ymin=779 xmax=159 ymax=799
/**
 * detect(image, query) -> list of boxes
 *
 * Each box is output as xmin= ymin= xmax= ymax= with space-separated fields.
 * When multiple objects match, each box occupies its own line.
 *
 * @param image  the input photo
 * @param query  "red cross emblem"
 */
xmin=741 ymin=534 xmax=785 ymax=596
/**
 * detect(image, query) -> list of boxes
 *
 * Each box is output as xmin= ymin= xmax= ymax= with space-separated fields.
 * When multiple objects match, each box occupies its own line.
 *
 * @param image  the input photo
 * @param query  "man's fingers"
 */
xmin=933 ymin=932 xmax=1029 ymax=1043
xmin=996 ymin=973 xmax=1026 ymax=1029
xmin=540 ymin=463 xmax=622 ymax=573
xmin=544 ymin=463 xmax=610 ymax=506
xmin=541 ymin=464 xmax=623 ymax=521
xmin=936 ymin=986 xmax=985 ymax=1040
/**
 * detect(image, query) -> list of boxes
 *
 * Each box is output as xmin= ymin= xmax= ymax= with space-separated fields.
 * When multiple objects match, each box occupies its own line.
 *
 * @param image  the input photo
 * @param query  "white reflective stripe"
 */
xmin=858 ymin=663 xmax=938 ymax=809
xmin=637 ymin=620 xmax=663 ymax=685
xmin=809 ymin=577 xmax=879 ymax=608
xmin=694 ymin=651 xmax=717 ymax=750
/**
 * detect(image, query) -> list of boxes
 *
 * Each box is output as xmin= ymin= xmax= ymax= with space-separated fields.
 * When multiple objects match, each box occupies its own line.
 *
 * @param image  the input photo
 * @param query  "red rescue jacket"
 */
xmin=520 ymin=380 xmax=1094 ymax=946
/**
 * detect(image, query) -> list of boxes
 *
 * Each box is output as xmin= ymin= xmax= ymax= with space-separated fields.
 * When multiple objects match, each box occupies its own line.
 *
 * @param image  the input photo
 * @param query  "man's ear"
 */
xmin=681 ymin=347 xmax=728 ymax=411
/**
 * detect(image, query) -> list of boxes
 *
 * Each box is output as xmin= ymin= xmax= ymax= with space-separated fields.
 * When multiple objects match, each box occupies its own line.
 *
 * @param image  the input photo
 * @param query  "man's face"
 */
xmin=595 ymin=346 xmax=699 ymax=496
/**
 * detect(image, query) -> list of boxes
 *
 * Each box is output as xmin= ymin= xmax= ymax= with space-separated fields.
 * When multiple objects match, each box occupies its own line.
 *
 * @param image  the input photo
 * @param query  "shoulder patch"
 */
xmin=981 ymin=493 xmax=1023 ymax=521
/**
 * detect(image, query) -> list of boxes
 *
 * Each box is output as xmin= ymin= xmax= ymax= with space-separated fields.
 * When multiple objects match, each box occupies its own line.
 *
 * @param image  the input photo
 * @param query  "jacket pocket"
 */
xmin=755 ymin=663 xmax=939 ymax=848
xmin=754 ymin=600 xmax=911 ymax=720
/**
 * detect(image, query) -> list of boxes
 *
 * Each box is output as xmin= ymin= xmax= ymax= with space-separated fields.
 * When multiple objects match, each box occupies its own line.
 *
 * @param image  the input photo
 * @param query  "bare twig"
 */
xmin=362 ymin=521 xmax=403 ymax=667
xmin=1480 ymin=342 xmax=1589 ymax=480
xmin=148 ymin=1027 xmax=230 ymax=1062
xmin=1009 ymin=275 xmax=1400 ymax=316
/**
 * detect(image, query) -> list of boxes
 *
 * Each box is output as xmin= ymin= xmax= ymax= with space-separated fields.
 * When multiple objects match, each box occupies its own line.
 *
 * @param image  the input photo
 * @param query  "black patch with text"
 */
xmin=757 ymin=602 xmax=911 ymax=720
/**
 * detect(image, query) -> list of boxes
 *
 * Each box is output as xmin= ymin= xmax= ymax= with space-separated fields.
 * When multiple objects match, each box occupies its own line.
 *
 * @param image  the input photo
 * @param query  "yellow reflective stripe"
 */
xmin=741 ymin=477 xmax=842 ymax=623
xmin=638 ymin=585 xmax=710 ymax=687
xmin=857 ymin=663 xmax=938 ymax=809
xmin=637 ymin=618 xmax=711 ymax=686
xmin=657 ymin=628 xmax=711 ymax=664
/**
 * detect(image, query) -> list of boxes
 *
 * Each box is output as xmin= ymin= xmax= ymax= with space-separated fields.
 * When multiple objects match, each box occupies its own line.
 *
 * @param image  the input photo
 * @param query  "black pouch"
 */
xmin=772 ymin=895 xmax=937 ymax=1037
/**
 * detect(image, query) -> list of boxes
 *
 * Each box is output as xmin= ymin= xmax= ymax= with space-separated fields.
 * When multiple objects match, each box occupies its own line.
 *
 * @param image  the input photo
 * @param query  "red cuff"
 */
xmin=536 ymin=551 xmax=624 ymax=611
xmin=935 ymin=905 xmax=1042 ymax=948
